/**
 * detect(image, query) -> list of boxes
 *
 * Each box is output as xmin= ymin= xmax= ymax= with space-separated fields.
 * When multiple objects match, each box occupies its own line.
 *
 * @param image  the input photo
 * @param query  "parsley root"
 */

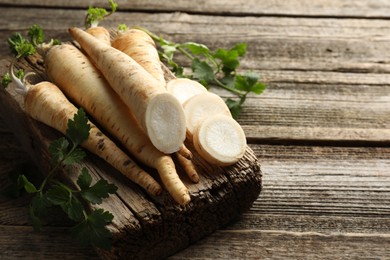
xmin=86 ymin=26 xmax=111 ymax=45
xmin=193 ymin=114 xmax=247 ymax=166
xmin=68 ymin=27 xmax=186 ymax=154
xmin=44 ymin=44 xmax=191 ymax=205
xmin=10 ymin=63 xmax=162 ymax=196
xmin=183 ymin=92 xmax=231 ymax=140
xmin=112 ymin=28 xmax=166 ymax=86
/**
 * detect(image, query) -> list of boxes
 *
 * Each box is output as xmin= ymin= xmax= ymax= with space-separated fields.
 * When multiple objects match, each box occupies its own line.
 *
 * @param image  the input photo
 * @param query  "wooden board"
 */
xmin=0 ymin=47 xmax=262 ymax=259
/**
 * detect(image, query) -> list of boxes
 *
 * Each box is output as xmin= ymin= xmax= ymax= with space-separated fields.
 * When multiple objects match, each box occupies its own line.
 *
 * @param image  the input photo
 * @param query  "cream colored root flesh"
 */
xmin=24 ymin=82 xmax=162 ymax=195
xmin=193 ymin=114 xmax=247 ymax=166
xmin=183 ymin=92 xmax=231 ymax=140
xmin=68 ymin=27 xmax=186 ymax=154
xmin=45 ymin=44 xmax=190 ymax=205
xmin=112 ymin=28 xmax=166 ymax=86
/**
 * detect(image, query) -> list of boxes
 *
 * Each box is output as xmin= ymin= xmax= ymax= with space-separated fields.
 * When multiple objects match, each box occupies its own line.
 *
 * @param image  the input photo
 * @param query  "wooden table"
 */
xmin=1 ymin=1 xmax=389 ymax=259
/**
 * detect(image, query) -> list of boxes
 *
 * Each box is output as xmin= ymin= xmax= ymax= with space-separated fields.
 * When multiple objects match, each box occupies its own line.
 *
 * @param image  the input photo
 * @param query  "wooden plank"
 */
xmin=3 ymin=8 xmax=390 ymax=73
xmin=1 ymin=8 xmax=389 ymax=143
xmin=3 ymin=0 xmax=390 ymax=18
xmin=170 ymin=230 xmax=390 ymax=259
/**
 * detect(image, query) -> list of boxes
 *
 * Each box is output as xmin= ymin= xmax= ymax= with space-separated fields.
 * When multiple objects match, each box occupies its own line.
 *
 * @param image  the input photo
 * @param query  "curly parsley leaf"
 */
xmin=85 ymin=0 xmax=118 ymax=28
xmin=8 ymin=32 xmax=36 ymax=58
xmin=1 ymin=73 xmax=11 ymax=88
xmin=71 ymin=209 xmax=114 ymax=249
xmin=28 ymin=24 xmax=44 ymax=47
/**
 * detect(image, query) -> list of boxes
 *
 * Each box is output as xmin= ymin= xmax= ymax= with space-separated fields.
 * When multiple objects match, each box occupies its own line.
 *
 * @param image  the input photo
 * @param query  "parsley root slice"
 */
xmin=183 ymin=92 xmax=231 ymax=140
xmin=10 ymin=64 xmax=162 ymax=196
xmin=193 ymin=114 xmax=247 ymax=166
xmin=112 ymin=28 xmax=166 ymax=86
xmin=68 ymin=27 xmax=186 ymax=154
xmin=86 ymin=26 xmax=111 ymax=45
xmin=167 ymin=78 xmax=207 ymax=105
xmin=44 ymin=44 xmax=191 ymax=205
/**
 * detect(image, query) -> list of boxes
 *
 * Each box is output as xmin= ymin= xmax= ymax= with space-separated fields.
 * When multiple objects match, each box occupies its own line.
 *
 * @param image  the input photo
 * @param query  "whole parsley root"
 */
xmin=10 ymin=64 xmax=162 ymax=196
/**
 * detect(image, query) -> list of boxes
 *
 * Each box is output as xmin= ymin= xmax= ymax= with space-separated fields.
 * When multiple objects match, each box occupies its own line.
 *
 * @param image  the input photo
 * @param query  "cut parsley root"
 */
xmin=44 ymin=44 xmax=193 ymax=205
xmin=68 ymin=27 xmax=186 ymax=155
xmin=10 ymin=64 xmax=163 ymax=196
xmin=166 ymin=78 xmax=207 ymax=105
xmin=193 ymin=114 xmax=247 ymax=166
xmin=183 ymin=92 xmax=231 ymax=140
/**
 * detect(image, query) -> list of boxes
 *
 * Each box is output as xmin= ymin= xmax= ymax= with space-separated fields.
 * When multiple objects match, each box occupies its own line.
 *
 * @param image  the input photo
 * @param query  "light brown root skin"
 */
xmin=155 ymin=156 xmax=191 ymax=205
xmin=175 ymin=152 xmax=199 ymax=183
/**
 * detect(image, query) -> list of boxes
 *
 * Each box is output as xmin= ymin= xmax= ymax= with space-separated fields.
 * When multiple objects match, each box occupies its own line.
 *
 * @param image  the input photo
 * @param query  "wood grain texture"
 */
xmin=3 ymin=0 xmax=390 ymax=18
xmin=0 ymin=1 xmax=389 ymax=259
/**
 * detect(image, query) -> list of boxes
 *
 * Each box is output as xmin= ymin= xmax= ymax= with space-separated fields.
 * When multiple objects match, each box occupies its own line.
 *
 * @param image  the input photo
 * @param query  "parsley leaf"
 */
xmin=85 ymin=0 xmax=118 ymax=28
xmin=80 ymin=178 xmax=118 ymax=205
xmin=1 ymin=73 xmax=11 ymax=88
xmin=28 ymin=24 xmax=44 ymax=47
xmin=48 ymin=137 xmax=70 ymax=163
xmin=17 ymin=174 xmax=38 ymax=193
xmin=8 ymin=32 xmax=36 ymax=58
xmin=66 ymin=108 xmax=90 ymax=146
xmin=71 ymin=209 xmax=114 ymax=249
xmin=191 ymin=58 xmax=215 ymax=86
xmin=235 ymin=72 xmax=266 ymax=95
xmin=77 ymin=168 xmax=92 ymax=190
xmin=46 ymin=184 xmax=84 ymax=222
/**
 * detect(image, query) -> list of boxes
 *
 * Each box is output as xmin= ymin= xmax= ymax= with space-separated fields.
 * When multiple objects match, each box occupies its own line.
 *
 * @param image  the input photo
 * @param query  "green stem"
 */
xmin=38 ymin=143 xmax=78 ymax=192
xmin=213 ymin=77 xmax=245 ymax=97
xmin=177 ymin=45 xmax=195 ymax=60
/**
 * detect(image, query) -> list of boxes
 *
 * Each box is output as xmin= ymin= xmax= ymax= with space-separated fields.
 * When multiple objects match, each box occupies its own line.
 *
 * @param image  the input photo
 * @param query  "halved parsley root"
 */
xmin=193 ymin=114 xmax=247 ymax=166
xmin=44 ymin=44 xmax=191 ymax=205
xmin=68 ymin=27 xmax=186 ymax=154
xmin=166 ymin=78 xmax=207 ymax=105
xmin=112 ymin=28 xmax=166 ymax=86
xmin=183 ymin=92 xmax=231 ymax=140
xmin=10 ymin=64 xmax=162 ymax=196
xmin=86 ymin=26 xmax=111 ymax=45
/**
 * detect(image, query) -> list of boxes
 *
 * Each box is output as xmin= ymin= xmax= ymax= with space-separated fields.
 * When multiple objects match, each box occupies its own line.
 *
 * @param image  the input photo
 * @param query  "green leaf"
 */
xmin=28 ymin=24 xmax=44 ymax=47
xmin=213 ymin=48 xmax=240 ymax=74
xmin=231 ymin=43 xmax=247 ymax=57
xmin=71 ymin=209 xmax=114 ymax=249
xmin=1 ymin=73 xmax=11 ymax=88
xmin=86 ymin=7 xmax=108 ymax=28
xmin=183 ymin=42 xmax=210 ymax=56
xmin=225 ymin=98 xmax=243 ymax=119
xmin=77 ymin=168 xmax=92 ymax=190
xmin=191 ymin=58 xmax=215 ymax=86
xmin=48 ymin=137 xmax=69 ymax=163
xmin=66 ymin=108 xmax=91 ymax=146
xmin=81 ymin=179 xmax=117 ymax=205
xmin=235 ymin=72 xmax=266 ymax=95
xmin=29 ymin=193 xmax=53 ymax=230
xmin=17 ymin=175 xmax=38 ymax=193
xmin=63 ymin=147 xmax=86 ymax=165
xmin=46 ymin=185 xmax=84 ymax=222
xmin=8 ymin=32 xmax=36 ymax=58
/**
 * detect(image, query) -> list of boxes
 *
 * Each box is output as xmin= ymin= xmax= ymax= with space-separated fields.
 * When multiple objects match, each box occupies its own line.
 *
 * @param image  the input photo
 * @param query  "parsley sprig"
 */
xmin=8 ymin=24 xmax=60 ymax=59
xmin=11 ymin=108 xmax=117 ymax=249
xmin=141 ymin=28 xmax=267 ymax=118
xmin=85 ymin=0 xmax=118 ymax=28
